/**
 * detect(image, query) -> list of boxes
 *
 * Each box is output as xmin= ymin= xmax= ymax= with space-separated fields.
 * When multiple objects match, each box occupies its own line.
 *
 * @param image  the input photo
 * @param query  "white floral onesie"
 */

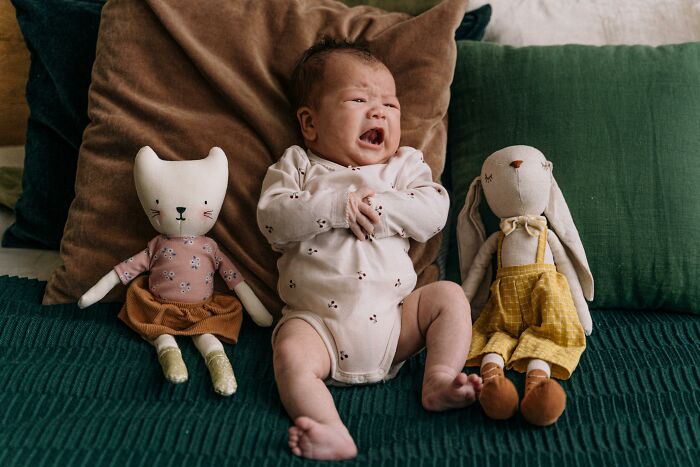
xmin=257 ymin=145 xmax=449 ymax=385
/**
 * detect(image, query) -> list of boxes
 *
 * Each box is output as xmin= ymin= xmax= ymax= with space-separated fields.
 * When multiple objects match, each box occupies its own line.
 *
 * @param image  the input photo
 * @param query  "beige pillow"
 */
xmin=44 ymin=0 xmax=468 ymax=317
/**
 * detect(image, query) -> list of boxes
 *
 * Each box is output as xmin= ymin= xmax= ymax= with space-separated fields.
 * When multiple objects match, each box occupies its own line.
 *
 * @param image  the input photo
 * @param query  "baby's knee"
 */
xmin=424 ymin=281 xmax=471 ymax=322
xmin=273 ymin=330 xmax=330 ymax=380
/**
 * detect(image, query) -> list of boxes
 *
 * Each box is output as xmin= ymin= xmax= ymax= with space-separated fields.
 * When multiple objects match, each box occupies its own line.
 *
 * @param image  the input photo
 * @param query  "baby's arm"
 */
xmin=216 ymin=248 xmax=273 ymax=327
xmin=548 ymin=230 xmax=593 ymax=335
xmin=257 ymin=146 xmax=349 ymax=252
xmin=370 ymin=148 xmax=449 ymax=242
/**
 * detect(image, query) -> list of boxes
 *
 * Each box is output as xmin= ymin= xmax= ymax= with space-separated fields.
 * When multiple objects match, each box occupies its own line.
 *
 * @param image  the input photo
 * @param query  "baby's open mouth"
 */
xmin=359 ymin=128 xmax=385 ymax=146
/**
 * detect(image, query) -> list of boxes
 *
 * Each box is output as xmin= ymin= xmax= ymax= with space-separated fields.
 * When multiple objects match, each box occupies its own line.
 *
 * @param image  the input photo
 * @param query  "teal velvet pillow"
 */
xmin=4 ymin=0 xmax=106 ymax=250
xmin=446 ymin=41 xmax=700 ymax=313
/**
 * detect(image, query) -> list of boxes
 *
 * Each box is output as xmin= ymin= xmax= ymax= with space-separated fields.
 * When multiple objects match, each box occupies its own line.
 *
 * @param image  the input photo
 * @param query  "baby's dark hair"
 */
xmin=290 ymin=37 xmax=383 ymax=110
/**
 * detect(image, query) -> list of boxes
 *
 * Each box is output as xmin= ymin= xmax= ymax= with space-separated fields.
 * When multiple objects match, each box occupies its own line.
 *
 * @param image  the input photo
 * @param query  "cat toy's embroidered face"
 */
xmin=133 ymin=146 xmax=228 ymax=237
xmin=480 ymin=145 xmax=553 ymax=218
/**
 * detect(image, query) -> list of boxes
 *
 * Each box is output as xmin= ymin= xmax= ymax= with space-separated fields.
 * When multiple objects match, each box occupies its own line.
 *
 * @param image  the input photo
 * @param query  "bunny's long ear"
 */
xmin=456 ymin=176 xmax=491 ymax=307
xmin=545 ymin=175 xmax=594 ymax=301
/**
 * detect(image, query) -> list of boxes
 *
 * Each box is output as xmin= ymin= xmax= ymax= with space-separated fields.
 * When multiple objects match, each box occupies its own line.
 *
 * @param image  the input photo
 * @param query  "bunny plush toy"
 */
xmin=79 ymin=146 xmax=273 ymax=396
xmin=457 ymin=145 xmax=593 ymax=426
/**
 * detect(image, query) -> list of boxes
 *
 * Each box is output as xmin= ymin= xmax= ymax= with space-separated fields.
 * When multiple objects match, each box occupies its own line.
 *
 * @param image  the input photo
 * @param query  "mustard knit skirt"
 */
xmin=118 ymin=276 xmax=243 ymax=343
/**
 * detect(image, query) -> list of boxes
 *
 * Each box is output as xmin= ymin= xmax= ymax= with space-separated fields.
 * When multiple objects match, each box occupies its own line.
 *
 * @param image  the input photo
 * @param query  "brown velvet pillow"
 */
xmin=43 ymin=0 xmax=469 ymax=317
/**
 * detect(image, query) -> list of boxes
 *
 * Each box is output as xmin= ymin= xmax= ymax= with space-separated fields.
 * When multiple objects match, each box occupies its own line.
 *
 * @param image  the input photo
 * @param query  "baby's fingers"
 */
xmin=358 ymin=202 xmax=380 ymax=224
xmin=356 ymin=212 xmax=375 ymax=236
xmin=349 ymin=222 xmax=366 ymax=240
xmin=355 ymin=187 xmax=375 ymax=200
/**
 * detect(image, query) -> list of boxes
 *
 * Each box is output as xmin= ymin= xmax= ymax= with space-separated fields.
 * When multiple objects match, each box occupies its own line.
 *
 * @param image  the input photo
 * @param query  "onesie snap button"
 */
xmin=377 ymin=369 xmax=385 ymax=377
xmin=357 ymin=376 xmax=366 ymax=383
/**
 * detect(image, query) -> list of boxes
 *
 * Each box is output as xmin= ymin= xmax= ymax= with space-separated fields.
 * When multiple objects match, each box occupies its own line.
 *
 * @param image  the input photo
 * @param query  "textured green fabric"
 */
xmin=0 ymin=275 xmax=699 ymax=465
xmin=445 ymin=41 xmax=700 ymax=313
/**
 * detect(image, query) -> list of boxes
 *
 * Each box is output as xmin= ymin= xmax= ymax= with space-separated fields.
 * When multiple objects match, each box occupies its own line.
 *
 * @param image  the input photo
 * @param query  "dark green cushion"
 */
xmin=1 ymin=276 xmax=699 ymax=465
xmin=4 ymin=0 xmax=106 ymax=250
xmin=446 ymin=41 xmax=700 ymax=313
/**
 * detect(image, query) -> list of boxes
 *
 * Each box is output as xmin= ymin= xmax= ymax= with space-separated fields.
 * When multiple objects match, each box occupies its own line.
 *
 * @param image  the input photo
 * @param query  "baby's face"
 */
xmin=298 ymin=54 xmax=401 ymax=166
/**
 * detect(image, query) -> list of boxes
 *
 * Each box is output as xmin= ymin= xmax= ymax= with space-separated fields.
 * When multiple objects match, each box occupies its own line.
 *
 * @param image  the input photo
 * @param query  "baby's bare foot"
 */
xmin=288 ymin=416 xmax=358 ymax=460
xmin=422 ymin=369 xmax=483 ymax=411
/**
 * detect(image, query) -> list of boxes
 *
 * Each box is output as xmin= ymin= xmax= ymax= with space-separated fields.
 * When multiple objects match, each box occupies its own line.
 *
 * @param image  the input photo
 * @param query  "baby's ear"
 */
xmin=296 ymin=106 xmax=317 ymax=142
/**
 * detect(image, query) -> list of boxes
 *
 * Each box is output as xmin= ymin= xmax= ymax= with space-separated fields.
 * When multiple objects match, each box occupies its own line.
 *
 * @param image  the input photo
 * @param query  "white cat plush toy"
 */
xmin=457 ymin=145 xmax=593 ymax=426
xmin=79 ymin=146 xmax=273 ymax=396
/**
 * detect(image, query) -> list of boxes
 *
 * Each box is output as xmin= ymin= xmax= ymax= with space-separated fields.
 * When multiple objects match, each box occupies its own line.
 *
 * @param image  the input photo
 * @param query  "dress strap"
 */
xmin=497 ymin=232 xmax=505 ymax=270
xmin=535 ymin=227 xmax=548 ymax=264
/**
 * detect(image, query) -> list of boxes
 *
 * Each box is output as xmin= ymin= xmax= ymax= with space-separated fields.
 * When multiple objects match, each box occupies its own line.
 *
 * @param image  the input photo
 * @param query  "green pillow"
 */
xmin=446 ymin=41 xmax=700 ymax=313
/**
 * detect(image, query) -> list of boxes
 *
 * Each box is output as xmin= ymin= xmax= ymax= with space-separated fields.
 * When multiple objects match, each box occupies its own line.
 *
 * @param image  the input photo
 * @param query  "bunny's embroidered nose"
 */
xmin=510 ymin=160 xmax=523 ymax=169
xmin=176 ymin=207 xmax=186 ymax=214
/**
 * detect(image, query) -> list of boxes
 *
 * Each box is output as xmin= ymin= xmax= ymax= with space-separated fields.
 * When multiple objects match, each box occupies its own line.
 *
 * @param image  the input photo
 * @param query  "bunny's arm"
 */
xmin=548 ymin=230 xmax=593 ymax=335
xmin=257 ymin=146 xmax=349 ymax=252
xmin=370 ymin=148 xmax=449 ymax=242
xmin=216 ymin=247 xmax=273 ymax=327
xmin=461 ymin=232 xmax=498 ymax=301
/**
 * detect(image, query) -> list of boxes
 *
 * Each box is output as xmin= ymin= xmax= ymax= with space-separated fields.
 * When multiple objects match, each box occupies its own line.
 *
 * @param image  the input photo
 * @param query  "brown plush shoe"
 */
xmin=478 ymin=363 xmax=519 ymax=420
xmin=520 ymin=369 xmax=566 ymax=426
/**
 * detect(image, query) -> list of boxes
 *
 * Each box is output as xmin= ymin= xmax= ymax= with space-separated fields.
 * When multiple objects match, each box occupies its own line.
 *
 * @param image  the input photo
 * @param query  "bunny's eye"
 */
xmin=484 ymin=174 xmax=493 ymax=183
xmin=155 ymin=199 xmax=159 ymax=205
xmin=204 ymin=200 xmax=208 ymax=205
xmin=541 ymin=162 xmax=551 ymax=171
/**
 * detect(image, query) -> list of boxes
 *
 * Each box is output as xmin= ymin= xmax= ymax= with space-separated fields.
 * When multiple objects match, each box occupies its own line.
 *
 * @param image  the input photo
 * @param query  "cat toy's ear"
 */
xmin=545 ymin=171 xmax=594 ymax=301
xmin=457 ymin=176 xmax=491 ymax=308
xmin=205 ymin=147 xmax=229 ymax=176
xmin=134 ymin=146 xmax=163 ymax=192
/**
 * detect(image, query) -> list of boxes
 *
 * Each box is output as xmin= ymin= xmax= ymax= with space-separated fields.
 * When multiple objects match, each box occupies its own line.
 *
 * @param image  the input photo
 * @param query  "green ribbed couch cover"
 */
xmin=0 ymin=276 xmax=698 ymax=466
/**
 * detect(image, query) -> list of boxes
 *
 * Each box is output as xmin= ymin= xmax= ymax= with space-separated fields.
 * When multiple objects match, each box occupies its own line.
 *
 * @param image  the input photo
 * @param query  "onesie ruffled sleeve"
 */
xmin=370 ymin=147 xmax=449 ymax=243
xmin=257 ymin=145 xmax=348 ymax=252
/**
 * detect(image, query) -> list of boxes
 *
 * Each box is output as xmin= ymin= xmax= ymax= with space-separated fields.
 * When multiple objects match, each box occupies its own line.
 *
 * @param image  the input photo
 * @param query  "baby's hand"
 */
xmin=346 ymin=187 xmax=380 ymax=240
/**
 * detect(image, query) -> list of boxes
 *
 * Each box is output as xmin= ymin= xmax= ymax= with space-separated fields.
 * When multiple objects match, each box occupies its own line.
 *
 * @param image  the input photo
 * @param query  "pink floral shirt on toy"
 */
xmin=114 ymin=235 xmax=243 ymax=303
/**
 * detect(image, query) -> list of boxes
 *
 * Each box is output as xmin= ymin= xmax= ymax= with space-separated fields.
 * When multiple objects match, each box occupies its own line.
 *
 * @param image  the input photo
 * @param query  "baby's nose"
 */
xmin=510 ymin=160 xmax=523 ymax=169
xmin=176 ymin=206 xmax=186 ymax=214
xmin=368 ymin=106 xmax=386 ymax=119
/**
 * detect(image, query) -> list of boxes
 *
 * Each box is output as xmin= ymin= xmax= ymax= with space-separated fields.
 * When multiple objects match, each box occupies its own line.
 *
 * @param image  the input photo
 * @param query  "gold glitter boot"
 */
xmin=158 ymin=347 xmax=188 ymax=384
xmin=205 ymin=350 xmax=237 ymax=396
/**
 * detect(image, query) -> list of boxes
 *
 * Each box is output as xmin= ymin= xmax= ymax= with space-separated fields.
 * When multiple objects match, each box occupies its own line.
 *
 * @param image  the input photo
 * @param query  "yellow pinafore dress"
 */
xmin=465 ymin=228 xmax=586 ymax=379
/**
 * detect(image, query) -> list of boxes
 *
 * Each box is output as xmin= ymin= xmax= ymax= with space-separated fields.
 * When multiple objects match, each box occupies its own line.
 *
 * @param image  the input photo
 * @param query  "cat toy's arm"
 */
xmin=369 ymin=149 xmax=449 ymax=242
xmin=78 ymin=270 xmax=121 ymax=308
xmin=233 ymin=282 xmax=273 ymax=327
xmin=548 ymin=230 xmax=593 ymax=335
xmin=461 ymin=232 xmax=498 ymax=302
xmin=257 ymin=146 xmax=349 ymax=252
xmin=78 ymin=245 xmax=152 ymax=309
xmin=217 ymin=250 xmax=273 ymax=327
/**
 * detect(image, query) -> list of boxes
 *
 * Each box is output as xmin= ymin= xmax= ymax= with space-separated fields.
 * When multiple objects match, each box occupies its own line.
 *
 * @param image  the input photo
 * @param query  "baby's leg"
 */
xmin=193 ymin=334 xmax=236 ymax=396
xmin=393 ymin=281 xmax=482 ymax=411
xmin=274 ymin=319 xmax=357 ymax=460
xmin=152 ymin=334 xmax=187 ymax=383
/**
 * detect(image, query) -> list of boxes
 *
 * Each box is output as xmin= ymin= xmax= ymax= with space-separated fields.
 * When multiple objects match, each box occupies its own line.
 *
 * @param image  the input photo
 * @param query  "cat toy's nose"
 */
xmin=510 ymin=160 xmax=523 ymax=169
xmin=176 ymin=206 xmax=186 ymax=214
